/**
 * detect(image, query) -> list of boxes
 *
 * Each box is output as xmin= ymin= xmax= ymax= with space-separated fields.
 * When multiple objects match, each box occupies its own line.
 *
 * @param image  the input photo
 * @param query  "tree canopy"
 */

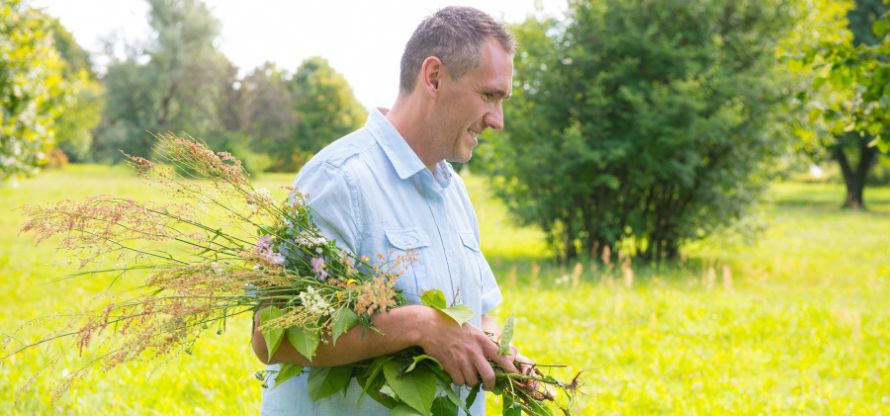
xmin=93 ymin=0 xmax=234 ymax=162
xmin=789 ymin=0 xmax=888 ymax=209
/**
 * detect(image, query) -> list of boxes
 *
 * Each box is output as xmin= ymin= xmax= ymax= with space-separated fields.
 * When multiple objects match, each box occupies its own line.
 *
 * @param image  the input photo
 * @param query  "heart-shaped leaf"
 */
xmin=383 ymin=359 xmax=436 ymax=416
xmin=257 ymin=305 xmax=283 ymax=362
xmin=286 ymin=325 xmax=320 ymax=361
xmin=331 ymin=307 xmax=359 ymax=345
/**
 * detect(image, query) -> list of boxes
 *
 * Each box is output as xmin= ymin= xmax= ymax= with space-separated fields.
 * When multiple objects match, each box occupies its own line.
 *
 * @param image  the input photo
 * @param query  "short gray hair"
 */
xmin=399 ymin=6 xmax=515 ymax=94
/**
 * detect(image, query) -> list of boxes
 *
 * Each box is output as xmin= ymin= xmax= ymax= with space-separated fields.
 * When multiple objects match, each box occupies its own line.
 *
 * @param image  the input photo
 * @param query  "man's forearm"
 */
xmin=252 ymin=304 xmax=435 ymax=367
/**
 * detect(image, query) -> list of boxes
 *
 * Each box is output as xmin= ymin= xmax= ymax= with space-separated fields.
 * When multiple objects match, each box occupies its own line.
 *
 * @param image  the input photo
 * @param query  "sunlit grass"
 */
xmin=2 ymin=165 xmax=888 ymax=414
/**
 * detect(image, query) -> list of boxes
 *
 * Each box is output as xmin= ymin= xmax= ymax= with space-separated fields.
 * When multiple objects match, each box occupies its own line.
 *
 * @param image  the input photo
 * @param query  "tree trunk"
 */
xmin=833 ymin=135 xmax=878 ymax=210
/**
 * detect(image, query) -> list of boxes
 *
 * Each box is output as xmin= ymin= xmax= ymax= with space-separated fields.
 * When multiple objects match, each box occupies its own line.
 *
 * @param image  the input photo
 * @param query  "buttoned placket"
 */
xmin=417 ymin=169 xmax=461 ymax=305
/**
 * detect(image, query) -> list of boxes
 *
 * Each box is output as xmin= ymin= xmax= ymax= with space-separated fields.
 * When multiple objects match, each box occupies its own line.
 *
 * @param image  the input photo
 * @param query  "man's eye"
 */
xmin=481 ymin=93 xmax=494 ymax=102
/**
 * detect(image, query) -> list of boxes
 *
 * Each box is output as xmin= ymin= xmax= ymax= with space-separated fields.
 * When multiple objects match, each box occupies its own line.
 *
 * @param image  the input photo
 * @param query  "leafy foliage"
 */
xmin=787 ymin=0 xmax=889 ymax=209
xmin=92 ymin=0 xmax=235 ymax=162
xmin=46 ymin=16 xmax=104 ymax=162
xmin=0 ymin=0 xmax=68 ymax=182
xmin=481 ymin=0 xmax=798 ymax=262
xmin=267 ymin=56 xmax=367 ymax=172
xmin=420 ymin=288 xmax=474 ymax=326
xmin=92 ymin=1 xmax=365 ymax=173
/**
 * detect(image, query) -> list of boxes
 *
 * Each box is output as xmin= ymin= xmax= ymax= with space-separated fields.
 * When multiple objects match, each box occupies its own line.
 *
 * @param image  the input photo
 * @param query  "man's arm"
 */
xmin=252 ymin=307 xmax=518 ymax=390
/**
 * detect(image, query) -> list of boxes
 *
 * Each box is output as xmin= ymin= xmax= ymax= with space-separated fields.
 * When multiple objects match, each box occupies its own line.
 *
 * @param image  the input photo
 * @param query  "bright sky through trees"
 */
xmin=33 ymin=0 xmax=566 ymax=109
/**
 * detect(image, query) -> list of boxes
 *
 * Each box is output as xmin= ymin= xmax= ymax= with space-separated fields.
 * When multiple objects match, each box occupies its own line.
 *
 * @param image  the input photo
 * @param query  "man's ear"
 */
xmin=419 ymin=56 xmax=445 ymax=96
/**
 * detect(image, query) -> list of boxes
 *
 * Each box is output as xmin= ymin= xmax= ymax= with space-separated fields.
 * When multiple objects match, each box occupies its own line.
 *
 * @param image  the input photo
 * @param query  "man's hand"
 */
xmin=416 ymin=308 xmax=519 ymax=391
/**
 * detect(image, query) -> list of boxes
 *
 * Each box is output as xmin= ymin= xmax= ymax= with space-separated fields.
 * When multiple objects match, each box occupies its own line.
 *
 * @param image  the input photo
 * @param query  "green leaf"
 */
xmin=274 ymin=363 xmax=304 ymax=386
xmin=430 ymin=396 xmax=458 ymax=416
xmin=498 ymin=316 xmax=515 ymax=356
xmin=465 ymin=384 xmax=481 ymax=409
xmin=286 ymin=326 xmax=320 ymax=361
xmin=439 ymin=305 xmax=474 ymax=327
xmin=421 ymin=289 xmax=474 ymax=327
xmin=420 ymin=289 xmax=447 ymax=309
xmin=258 ymin=306 xmax=284 ymax=362
xmin=307 ymin=365 xmax=353 ymax=401
xmin=527 ymin=398 xmax=553 ymax=415
xmin=405 ymin=354 xmax=444 ymax=373
xmin=391 ymin=404 xmax=424 ymax=416
xmin=503 ymin=395 xmax=522 ymax=416
xmin=380 ymin=385 xmax=399 ymax=400
xmin=383 ymin=359 xmax=437 ymax=416
xmin=437 ymin=378 xmax=470 ymax=414
xmin=331 ymin=307 xmax=359 ymax=346
xmin=359 ymin=356 xmax=390 ymax=403
xmin=874 ymin=18 xmax=889 ymax=37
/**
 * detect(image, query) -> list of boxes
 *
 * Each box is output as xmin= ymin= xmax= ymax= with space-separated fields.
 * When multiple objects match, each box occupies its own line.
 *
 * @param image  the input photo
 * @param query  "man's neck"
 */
xmin=385 ymin=95 xmax=440 ymax=172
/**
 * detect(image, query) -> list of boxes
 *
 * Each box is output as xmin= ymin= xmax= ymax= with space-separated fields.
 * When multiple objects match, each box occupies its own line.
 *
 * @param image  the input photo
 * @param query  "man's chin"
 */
xmin=447 ymin=152 xmax=473 ymax=165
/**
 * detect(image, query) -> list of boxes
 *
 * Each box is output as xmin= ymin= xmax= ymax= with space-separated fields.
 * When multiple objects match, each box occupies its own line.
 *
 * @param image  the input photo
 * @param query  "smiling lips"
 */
xmin=467 ymin=129 xmax=481 ymax=145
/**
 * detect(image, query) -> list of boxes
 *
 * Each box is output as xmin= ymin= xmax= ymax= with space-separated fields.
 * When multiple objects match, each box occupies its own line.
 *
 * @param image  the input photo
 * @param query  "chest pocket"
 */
xmin=384 ymin=228 xmax=430 ymax=302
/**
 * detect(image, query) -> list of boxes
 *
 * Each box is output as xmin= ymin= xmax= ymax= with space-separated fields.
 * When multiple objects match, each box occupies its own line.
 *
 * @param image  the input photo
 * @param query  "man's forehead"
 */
xmin=477 ymin=49 xmax=513 ymax=97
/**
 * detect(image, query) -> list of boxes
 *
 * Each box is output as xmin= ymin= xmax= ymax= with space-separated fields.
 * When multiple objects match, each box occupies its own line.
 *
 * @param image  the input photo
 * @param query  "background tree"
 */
xmin=232 ymin=62 xmax=296 ymax=172
xmin=0 ymin=0 xmax=68 ymax=182
xmin=271 ymin=56 xmax=366 ymax=172
xmin=481 ymin=0 xmax=798 ymax=262
xmin=47 ymin=17 xmax=104 ymax=162
xmin=92 ymin=0 xmax=234 ymax=162
xmin=793 ymin=0 xmax=888 ymax=209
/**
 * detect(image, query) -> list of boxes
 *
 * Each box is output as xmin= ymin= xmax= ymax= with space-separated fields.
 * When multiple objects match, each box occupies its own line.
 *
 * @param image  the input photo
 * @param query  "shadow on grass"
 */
xmin=772 ymin=198 xmax=890 ymax=217
xmin=487 ymin=253 xmax=715 ymax=290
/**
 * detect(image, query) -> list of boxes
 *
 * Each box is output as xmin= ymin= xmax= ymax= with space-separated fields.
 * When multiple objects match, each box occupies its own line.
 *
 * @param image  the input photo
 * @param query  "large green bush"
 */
xmin=481 ymin=0 xmax=798 ymax=262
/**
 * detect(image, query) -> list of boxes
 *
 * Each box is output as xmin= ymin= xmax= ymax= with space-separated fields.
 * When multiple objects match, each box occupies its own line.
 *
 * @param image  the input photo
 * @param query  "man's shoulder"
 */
xmin=306 ymin=128 xmax=377 ymax=170
xmin=295 ymin=127 xmax=386 ymax=192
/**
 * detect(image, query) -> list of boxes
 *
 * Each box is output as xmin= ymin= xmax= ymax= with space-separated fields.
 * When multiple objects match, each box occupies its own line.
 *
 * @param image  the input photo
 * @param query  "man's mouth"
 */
xmin=467 ymin=129 xmax=481 ymax=143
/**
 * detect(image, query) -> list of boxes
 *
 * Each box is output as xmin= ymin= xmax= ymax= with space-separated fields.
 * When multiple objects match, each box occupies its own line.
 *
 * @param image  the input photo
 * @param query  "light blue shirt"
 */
xmin=260 ymin=109 xmax=502 ymax=416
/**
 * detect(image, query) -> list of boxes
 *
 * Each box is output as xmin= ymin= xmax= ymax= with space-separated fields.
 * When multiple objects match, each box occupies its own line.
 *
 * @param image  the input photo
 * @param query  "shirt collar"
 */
xmin=366 ymin=108 xmax=428 ymax=181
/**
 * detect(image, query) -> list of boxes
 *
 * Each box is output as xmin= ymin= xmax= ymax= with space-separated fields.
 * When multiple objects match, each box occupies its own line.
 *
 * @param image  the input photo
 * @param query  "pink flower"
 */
xmin=256 ymin=235 xmax=284 ymax=265
xmin=311 ymin=257 xmax=328 ymax=280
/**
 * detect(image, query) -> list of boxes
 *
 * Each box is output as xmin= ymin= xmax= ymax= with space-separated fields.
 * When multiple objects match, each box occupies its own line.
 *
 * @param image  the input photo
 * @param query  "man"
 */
xmin=253 ymin=6 xmax=522 ymax=415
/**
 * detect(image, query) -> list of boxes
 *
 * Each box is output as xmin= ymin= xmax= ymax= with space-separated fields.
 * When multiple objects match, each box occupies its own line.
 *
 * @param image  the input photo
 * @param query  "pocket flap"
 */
xmin=459 ymin=231 xmax=480 ymax=252
xmin=385 ymin=228 xmax=431 ymax=250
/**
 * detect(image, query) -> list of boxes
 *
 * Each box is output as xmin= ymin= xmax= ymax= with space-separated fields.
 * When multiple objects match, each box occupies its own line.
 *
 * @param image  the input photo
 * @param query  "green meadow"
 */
xmin=2 ymin=165 xmax=888 ymax=414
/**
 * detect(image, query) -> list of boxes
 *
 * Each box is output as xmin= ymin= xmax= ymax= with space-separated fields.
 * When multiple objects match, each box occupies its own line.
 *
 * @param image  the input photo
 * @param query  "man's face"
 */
xmin=435 ymin=38 xmax=513 ymax=164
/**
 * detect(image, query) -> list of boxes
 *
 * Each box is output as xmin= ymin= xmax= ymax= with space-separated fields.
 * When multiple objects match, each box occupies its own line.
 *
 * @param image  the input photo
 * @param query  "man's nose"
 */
xmin=484 ymin=104 xmax=504 ymax=131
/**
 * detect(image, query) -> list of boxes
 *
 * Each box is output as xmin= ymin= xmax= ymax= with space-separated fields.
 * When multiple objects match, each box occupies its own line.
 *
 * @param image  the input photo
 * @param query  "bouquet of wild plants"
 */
xmin=12 ymin=134 xmax=577 ymax=415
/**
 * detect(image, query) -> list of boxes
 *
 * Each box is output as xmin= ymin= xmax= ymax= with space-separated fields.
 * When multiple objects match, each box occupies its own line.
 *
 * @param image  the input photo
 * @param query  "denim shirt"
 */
xmin=260 ymin=109 xmax=502 ymax=416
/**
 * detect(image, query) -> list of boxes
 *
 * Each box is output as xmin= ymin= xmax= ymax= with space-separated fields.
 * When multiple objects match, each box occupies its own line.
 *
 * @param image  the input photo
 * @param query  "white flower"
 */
xmin=298 ymin=286 xmax=335 ymax=316
xmin=295 ymin=232 xmax=328 ymax=248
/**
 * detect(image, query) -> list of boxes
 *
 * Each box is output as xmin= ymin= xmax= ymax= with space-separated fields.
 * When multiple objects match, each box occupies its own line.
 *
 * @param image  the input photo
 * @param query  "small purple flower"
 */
xmin=311 ymin=257 xmax=328 ymax=280
xmin=255 ymin=235 xmax=285 ymax=266
xmin=255 ymin=235 xmax=273 ymax=251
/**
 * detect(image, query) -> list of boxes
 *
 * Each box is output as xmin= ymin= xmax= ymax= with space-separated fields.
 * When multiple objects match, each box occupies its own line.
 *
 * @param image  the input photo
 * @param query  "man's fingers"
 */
xmin=494 ymin=350 xmax=519 ymax=374
xmin=481 ymin=338 xmax=519 ymax=374
xmin=461 ymin=361 xmax=479 ymax=387
xmin=515 ymin=353 xmax=535 ymax=375
xmin=444 ymin=363 xmax=465 ymax=386
xmin=474 ymin=354 xmax=497 ymax=391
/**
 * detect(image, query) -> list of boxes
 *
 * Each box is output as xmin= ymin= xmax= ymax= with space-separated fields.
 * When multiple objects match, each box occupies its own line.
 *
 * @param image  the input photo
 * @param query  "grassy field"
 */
xmin=1 ymin=164 xmax=888 ymax=414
